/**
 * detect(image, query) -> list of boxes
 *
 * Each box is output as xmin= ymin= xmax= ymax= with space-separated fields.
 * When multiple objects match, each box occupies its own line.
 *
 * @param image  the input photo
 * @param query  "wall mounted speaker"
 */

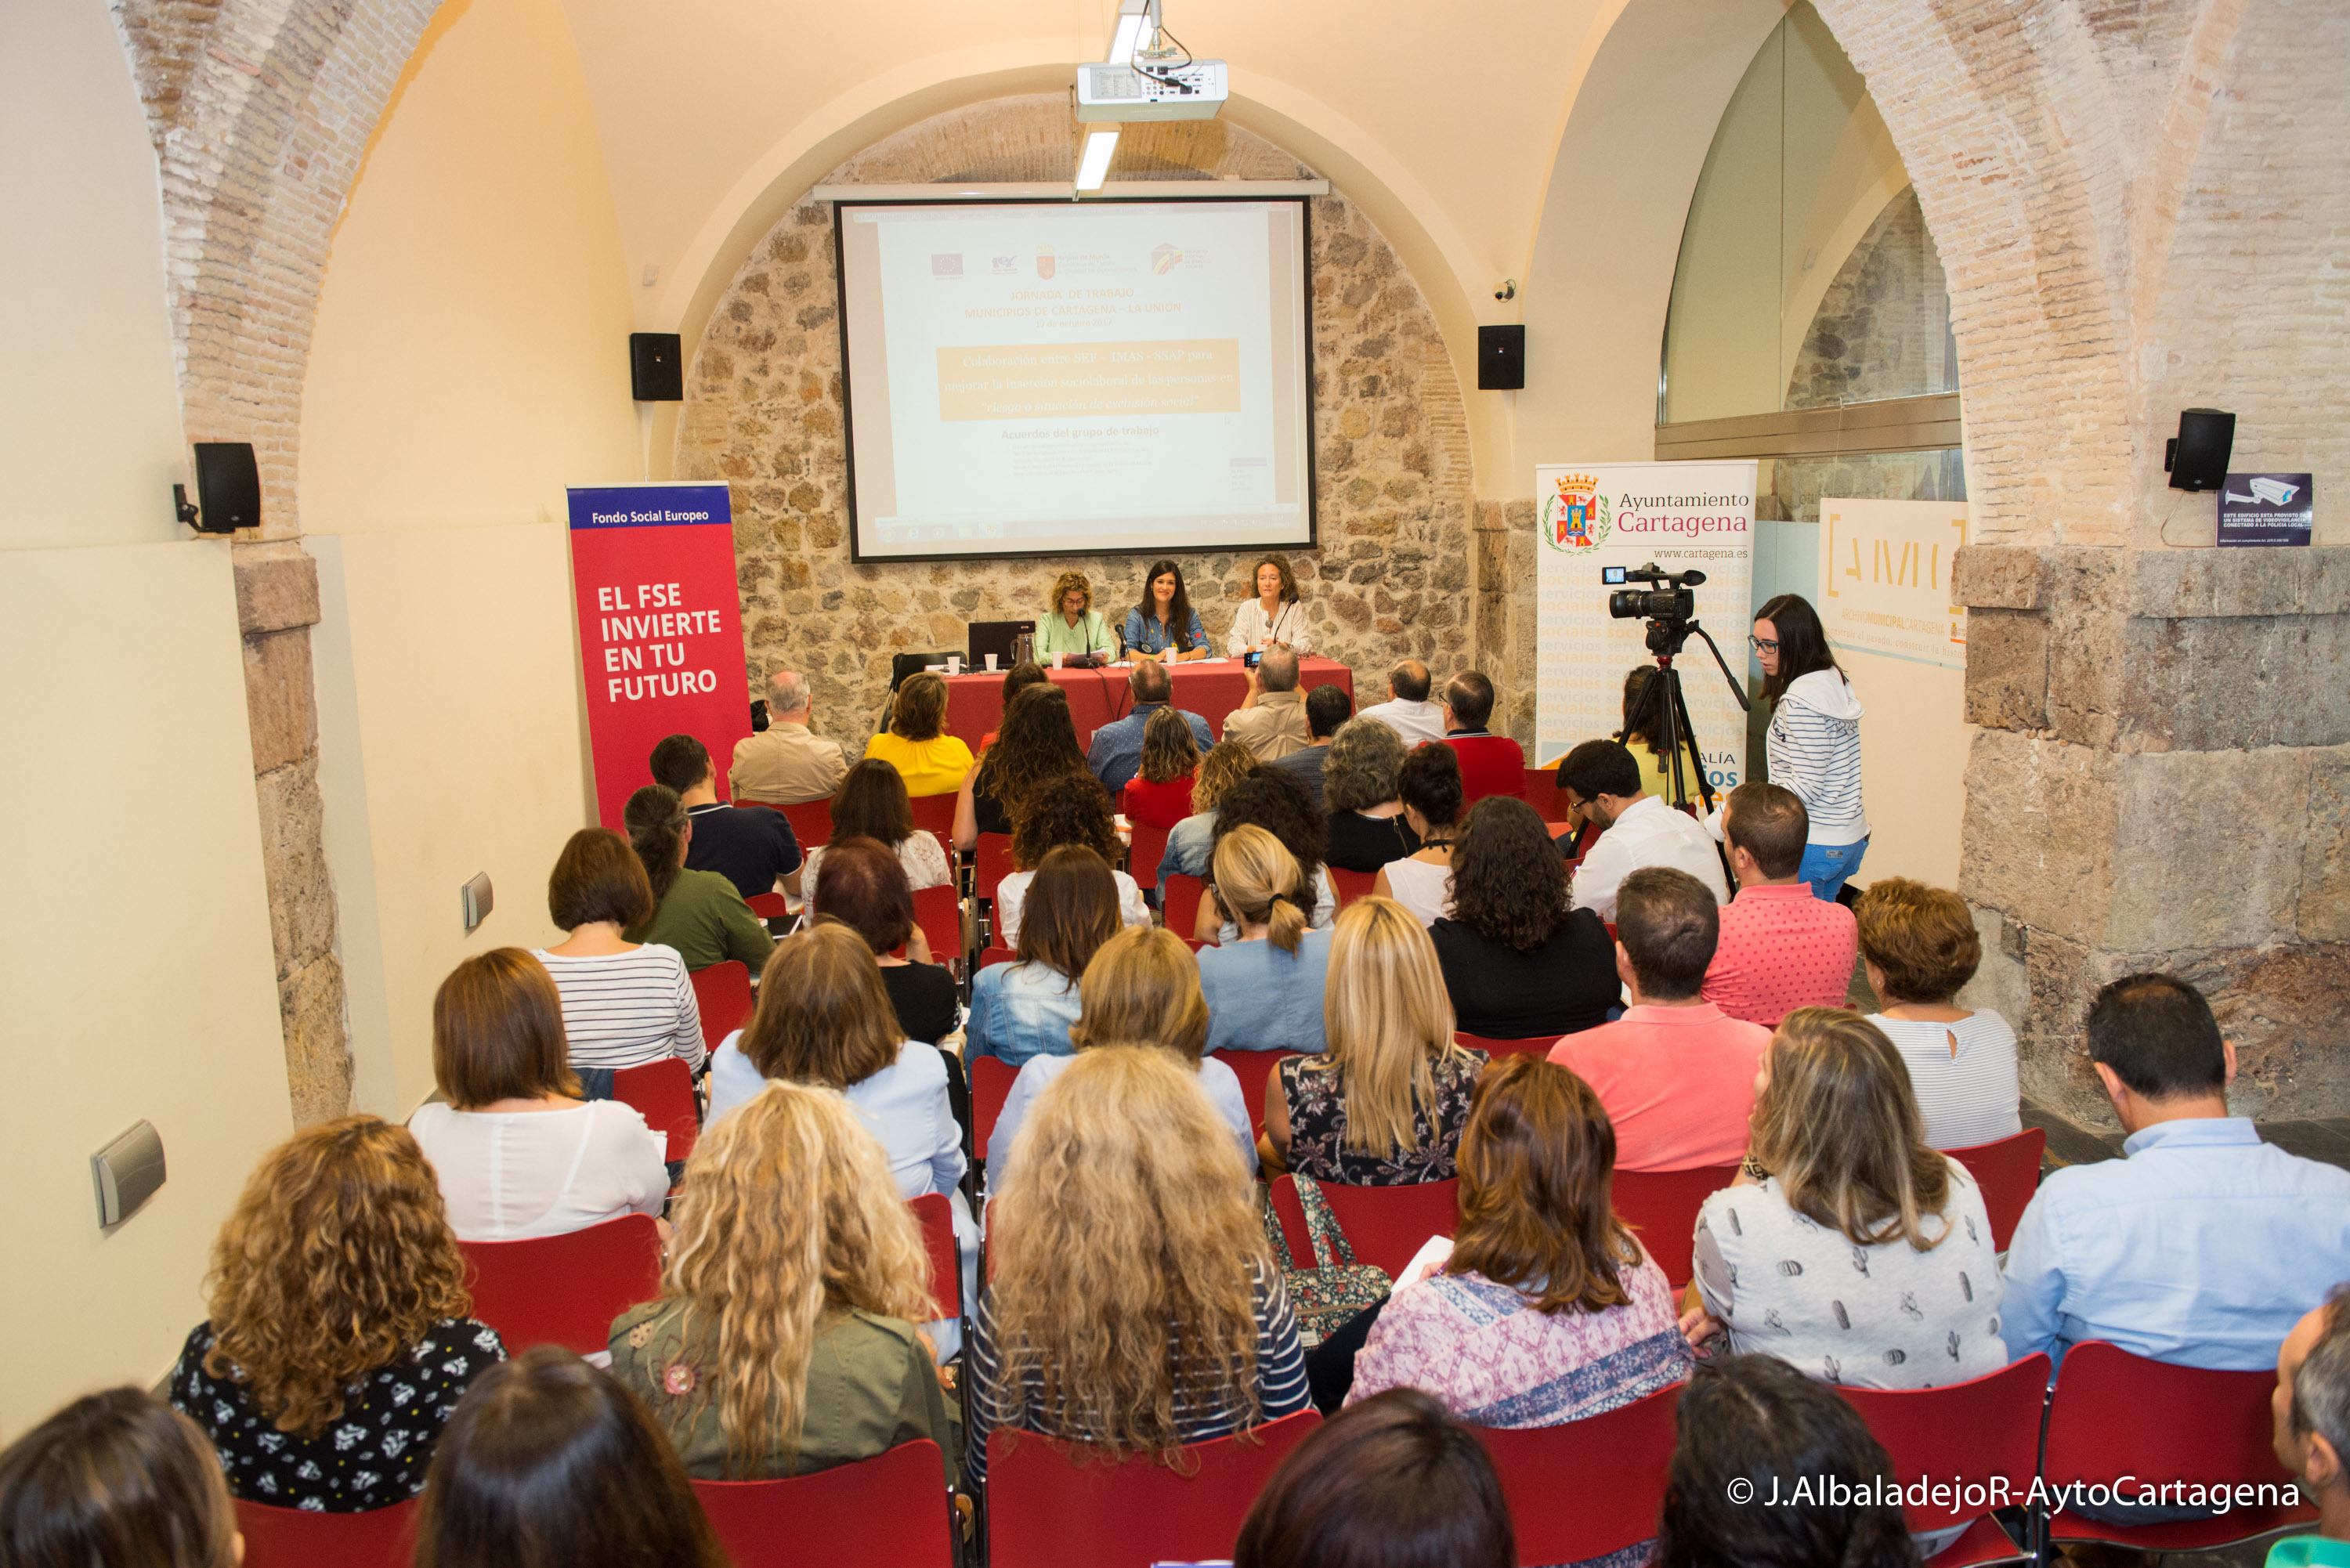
xmin=1477 ymin=325 xmax=1525 ymax=391
xmin=191 ymin=442 xmax=260 ymax=533
xmin=2166 ymin=407 xmax=2235 ymax=492
xmin=631 ymin=333 xmax=685 ymax=402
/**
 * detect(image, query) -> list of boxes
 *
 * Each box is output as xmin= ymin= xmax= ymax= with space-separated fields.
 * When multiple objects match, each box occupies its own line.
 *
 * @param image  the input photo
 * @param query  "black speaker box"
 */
xmin=630 ymin=333 xmax=684 ymax=402
xmin=191 ymin=442 xmax=260 ymax=533
xmin=2166 ymin=407 xmax=2235 ymax=492
xmin=1477 ymin=325 xmax=1525 ymax=391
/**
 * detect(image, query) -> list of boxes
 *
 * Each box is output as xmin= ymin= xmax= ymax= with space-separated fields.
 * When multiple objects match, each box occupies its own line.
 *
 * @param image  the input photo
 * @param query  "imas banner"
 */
xmin=567 ymin=483 xmax=748 ymax=830
xmin=1531 ymin=461 xmax=1755 ymax=792
xmin=1818 ymin=497 xmax=1968 ymax=670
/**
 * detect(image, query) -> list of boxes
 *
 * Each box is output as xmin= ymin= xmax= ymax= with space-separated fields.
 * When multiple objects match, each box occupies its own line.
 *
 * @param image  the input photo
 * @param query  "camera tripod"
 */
xmin=1622 ymin=615 xmax=1750 ymax=883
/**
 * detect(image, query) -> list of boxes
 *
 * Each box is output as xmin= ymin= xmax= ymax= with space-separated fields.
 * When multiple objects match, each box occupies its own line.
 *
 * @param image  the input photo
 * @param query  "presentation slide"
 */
xmin=836 ymin=199 xmax=1314 ymax=562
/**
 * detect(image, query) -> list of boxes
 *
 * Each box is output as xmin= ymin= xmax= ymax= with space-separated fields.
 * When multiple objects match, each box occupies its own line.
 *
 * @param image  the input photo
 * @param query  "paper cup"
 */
xmin=947 ymin=656 xmax=962 ymax=675
xmin=1052 ymin=652 xmax=1065 ymax=669
xmin=984 ymin=653 xmax=999 ymax=672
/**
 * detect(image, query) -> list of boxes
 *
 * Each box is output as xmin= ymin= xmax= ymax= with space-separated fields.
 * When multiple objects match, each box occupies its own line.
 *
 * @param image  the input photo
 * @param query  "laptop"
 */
xmin=967 ymin=620 xmax=1031 ymax=668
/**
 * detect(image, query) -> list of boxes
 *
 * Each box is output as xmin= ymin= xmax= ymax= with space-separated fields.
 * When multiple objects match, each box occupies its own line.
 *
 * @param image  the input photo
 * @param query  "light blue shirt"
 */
xmin=1198 ymin=928 xmax=1334 ymax=1055
xmin=985 ymin=1051 xmax=1257 ymax=1194
xmin=1086 ymin=702 xmax=1215 ymax=795
xmin=966 ymin=960 xmax=1083 ymax=1069
xmin=2000 ymin=1116 xmax=2350 ymax=1370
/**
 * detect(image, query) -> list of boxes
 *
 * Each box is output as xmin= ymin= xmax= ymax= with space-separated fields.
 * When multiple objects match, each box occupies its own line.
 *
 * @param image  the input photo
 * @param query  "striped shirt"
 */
xmin=1766 ymin=670 xmax=1867 ymax=844
xmin=531 ymin=945 xmax=705 ymax=1074
xmin=965 ymin=1257 xmax=1310 ymax=1484
xmin=1870 ymin=1010 xmax=2023 ymax=1151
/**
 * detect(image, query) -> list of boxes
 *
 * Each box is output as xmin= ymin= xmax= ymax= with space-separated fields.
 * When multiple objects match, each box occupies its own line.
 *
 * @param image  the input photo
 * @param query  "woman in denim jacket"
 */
xmin=966 ymin=847 xmax=1121 ymax=1068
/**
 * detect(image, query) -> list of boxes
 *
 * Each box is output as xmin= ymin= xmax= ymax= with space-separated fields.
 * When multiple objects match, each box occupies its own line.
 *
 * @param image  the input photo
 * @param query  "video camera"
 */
xmin=1603 ymin=562 xmax=1706 ymax=623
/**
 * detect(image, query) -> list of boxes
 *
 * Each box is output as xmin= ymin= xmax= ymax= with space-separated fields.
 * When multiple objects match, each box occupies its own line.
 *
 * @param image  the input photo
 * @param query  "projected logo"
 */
xmin=1036 ymin=245 xmax=1056 ymax=280
xmin=1542 ymin=472 xmax=1610 ymax=551
xmin=1151 ymin=243 xmax=1184 ymax=274
xmin=991 ymin=255 xmax=1017 ymax=274
xmin=931 ymin=255 xmax=963 ymax=277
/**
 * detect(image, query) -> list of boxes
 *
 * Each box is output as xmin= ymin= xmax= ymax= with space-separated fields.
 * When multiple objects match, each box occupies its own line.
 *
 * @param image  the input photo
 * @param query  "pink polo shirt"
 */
xmin=1700 ymin=882 xmax=1859 ymax=1028
xmin=1549 ymin=1003 xmax=1770 ymax=1171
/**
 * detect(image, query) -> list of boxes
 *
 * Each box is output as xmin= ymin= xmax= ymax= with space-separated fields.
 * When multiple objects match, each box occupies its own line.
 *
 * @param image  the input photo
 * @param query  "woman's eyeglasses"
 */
xmin=1748 ymin=635 xmax=1781 ymax=653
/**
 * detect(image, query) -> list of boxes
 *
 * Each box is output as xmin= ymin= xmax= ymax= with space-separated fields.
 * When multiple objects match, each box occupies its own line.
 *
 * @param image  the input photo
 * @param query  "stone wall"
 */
xmin=1784 ymin=188 xmax=1957 ymax=411
xmin=674 ymin=97 xmax=1480 ymax=742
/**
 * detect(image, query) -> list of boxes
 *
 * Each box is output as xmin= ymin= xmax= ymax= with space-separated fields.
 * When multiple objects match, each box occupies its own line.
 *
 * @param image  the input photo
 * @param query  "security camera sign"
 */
xmin=2218 ymin=472 xmax=2313 ymax=547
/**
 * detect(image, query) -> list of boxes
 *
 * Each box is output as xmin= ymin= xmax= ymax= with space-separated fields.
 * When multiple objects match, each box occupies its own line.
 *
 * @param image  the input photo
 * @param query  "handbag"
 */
xmin=1262 ymin=1175 xmax=1391 ymax=1348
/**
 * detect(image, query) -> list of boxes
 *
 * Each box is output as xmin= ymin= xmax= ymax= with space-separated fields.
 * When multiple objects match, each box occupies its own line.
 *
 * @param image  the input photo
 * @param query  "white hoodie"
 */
xmin=1767 ymin=668 xmax=1867 ymax=845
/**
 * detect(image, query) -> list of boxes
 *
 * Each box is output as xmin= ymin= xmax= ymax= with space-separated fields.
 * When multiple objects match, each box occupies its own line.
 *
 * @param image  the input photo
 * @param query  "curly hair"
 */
xmin=1448 ymin=797 xmax=1569 ymax=953
xmin=1208 ymin=769 xmax=1326 ymax=888
xmin=1189 ymin=739 xmax=1258 ymax=818
xmin=202 ymin=1117 xmax=472 ymax=1437
xmin=1137 ymin=706 xmax=1201 ymax=785
xmin=1047 ymin=569 xmax=1093 ymax=612
xmin=1853 ymin=877 xmax=1982 ymax=1004
xmin=1011 ymin=770 xmax=1119 ymax=871
xmin=654 ymin=1082 xmax=935 ymax=1477
xmin=977 ymin=684 xmax=1089 ymax=815
xmin=1321 ymin=717 xmax=1408 ymax=815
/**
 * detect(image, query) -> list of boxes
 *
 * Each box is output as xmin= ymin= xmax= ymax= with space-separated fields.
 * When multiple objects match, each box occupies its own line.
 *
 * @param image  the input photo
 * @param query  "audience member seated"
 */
xmin=1438 ymin=670 xmax=1526 ymax=800
xmin=1123 ymin=558 xmax=1212 ymax=662
xmin=2002 ymin=974 xmax=2350 ymax=1370
xmin=1700 ymin=782 xmax=1856 ymax=1028
xmin=0 ymin=1387 xmax=240 ymax=1568
xmin=730 ymin=668 xmax=847 ymax=805
xmin=622 ymin=785 xmax=774 ymax=974
xmin=1373 ymin=742 xmax=1461 ymax=925
xmin=1430 ymin=797 xmax=1616 ymax=1039
xmin=2272 ymin=1286 xmax=2350 ymax=1554
xmin=1854 ymin=878 xmax=2021 ymax=1150
xmin=1234 ymin=1387 xmax=1514 ymax=1568
xmin=1348 ymin=1057 xmax=1692 ymax=1453
xmin=1655 ymin=1355 xmax=1914 ymax=1568
xmin=609 ymin=1082 xmax=955 ymax=1483
xmin=1202 ymin=769 xmax=1336 ymax=938
xmin=1358 ymin=658 xmax=1448 ymax=749
xmin=650 ymin=732 xmax=804 ymax=901
xmin=1198 ymin=826 xmax=1336 ymax=1054
xmin=1614 ymin=665 xmax=1680 ymax=802
xmin=995 ymin=771 xmax=1150 ymax=948
xmin=1271 ymin=684 xmax=1350 ymax=807
xmin=967 ymin=1047 xmax=1310 ymax=1486
xmin=1162 ymin=738 xmax=1259 ymax=880
xmin=987 ymin=926 xmax=1256 ymax=1185
xmin=408 ymin=949 xmax=668 ymax=1241
xmin=1085 ymin=659 xmax=1215 ymax=794
xmin=412 ymin=1348 xmax=725 ymax=1568
xmin=967 ymin=846 xmax=1119 ymax=1069
xmin=812 ymin=836 xmax=958 ymax=1049
xmin=1322 ymin=717 xmax=1421 ymax=873
xmin=1224 ymin=647 xmax=1312 ymax=763
xmin=804 ymin=759 xmax=952 ymax=891
xmin=170 ymin=1117 xmax=507 ymax=1511
xmin=1553 ymin=868 xmax=1770 ymax=1169
xmin=535 ymin=828 xmax=706 ymax=1086
xmin=1688 ymin=1008 xmax=2005 ymax=1390
xmin=1123 ymin=706 xmax=1202 ymax=829
xmin=861 ymin=671 xmax=971 ymax=797
xmin=1265 ymin=897 xmax=1486 ymax=1184
xmin=1557 ymin=738 xmax=1730 ymax=916
xmin=957 ymin=682 xmax=1090 ymax=850
xmin=978 ymin=659 xmax=1050 ymax=750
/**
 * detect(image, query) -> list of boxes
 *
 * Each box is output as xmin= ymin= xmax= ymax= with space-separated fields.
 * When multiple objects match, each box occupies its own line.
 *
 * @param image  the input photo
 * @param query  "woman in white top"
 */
xmin=1372 ymin=739 xmax=1461 ymax=927
xmin=1752 ymin=594 xmax=1867 ymax=902
xmin=533 ymin=829 xmax=705 ymax=1083
xmin=407 ymin=948 xmax=669 ymax=1242
xmin=800 ymin=759 xmax=953 ymax=892
xmin=992 ymin=771 xmax=1150 ymax=949
xmin=1854 ymin=879 xmax=2023 ymax=1150
xmin=1225 ymin=555 xmax=1314 ymax=657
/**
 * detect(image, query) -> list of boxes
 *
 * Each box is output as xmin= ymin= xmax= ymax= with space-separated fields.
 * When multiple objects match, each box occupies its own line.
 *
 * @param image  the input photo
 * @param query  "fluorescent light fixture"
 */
xmin=1106 ymin=0 xmax=1155 ymax=64
xmin=1076 ymin=128 xmax=1119 ymax=191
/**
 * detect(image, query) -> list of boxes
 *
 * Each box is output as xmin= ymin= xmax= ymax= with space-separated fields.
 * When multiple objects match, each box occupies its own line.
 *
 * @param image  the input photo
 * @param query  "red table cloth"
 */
xmin=943 ymin=658 xmax=1356 ymax=751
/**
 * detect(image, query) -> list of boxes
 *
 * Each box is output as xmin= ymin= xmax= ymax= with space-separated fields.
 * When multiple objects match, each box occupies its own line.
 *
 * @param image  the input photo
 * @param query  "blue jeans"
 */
xmin=1799 ymin=838 xmax=1867 ymax=903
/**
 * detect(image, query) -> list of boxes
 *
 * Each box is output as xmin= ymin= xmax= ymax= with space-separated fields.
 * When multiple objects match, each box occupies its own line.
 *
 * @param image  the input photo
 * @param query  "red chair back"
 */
xmin=1447 ymin=735 xmax=1528 ymax=804
xmin=909 ymin=878 xmax=961 ymax=963
xmin=688 ymin=959 xmax=753 ymax=1051
xmin=234 ymin=1498 xmax=417 ymax=1568
xmin=1610 ymin=1165 xmax=1740 ymax=1289
xmin=908 ymin=1192 xmax=960 ymax=1320
xmin=610 ymin=1057 xmax=700 ymax=1165
xmin=1455 ymin=1031 xmax=1558 ymax=1059
xmin=1473 ymin=1382 xmax=1683 ymax=1566
xmin=1946 ymin=1127 xmax=2045 ymax=1252
xmin=692 ymin=1440 xmax=954 ymax=1568
xmin=1267 ymin=1176 xmax=1459 ymax=1277
xmin=973 ymin=834 xmax=1017 ymax=910
xmin=1206 ymin=1049 xmax=1301 ymax=1140
xmin=1160 ymin=873 xmax=1206 ymax=939
xmin=1837 ymin=1353 xmax=2048 ymax=1537
xmin=1328 ymin=867 xmax=1376 ymax=906
xmin=971 ymin=1055 xmax=1018 ymax=1162
xmin=1520 ymin=765 xmax=1567 ymax=824
xmin=744 ymin=891 xmax=790 ymax=919
xmin=909 ymin=793 xmax=956 ymax=834
xmin=459 ymin=1213 xmax=663 ymax=1355
xmin=977 ymin=945 xmax=1017 ymax=971
xmin=2043 ymin=1340 xmax=2316 ymax=1552
xmin=1127 ymin=822 xmax=1170 ymax=891
xmin=987 ymin=1410 xmax=1321 ymax=1568
xmin=776 ymin=798 xmax=833 ymax=847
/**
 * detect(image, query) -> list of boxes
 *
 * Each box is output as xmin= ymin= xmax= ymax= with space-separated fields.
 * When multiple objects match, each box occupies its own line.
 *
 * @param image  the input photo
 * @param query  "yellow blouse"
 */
xmin=862 ymin=731 xmax=975 ymax=798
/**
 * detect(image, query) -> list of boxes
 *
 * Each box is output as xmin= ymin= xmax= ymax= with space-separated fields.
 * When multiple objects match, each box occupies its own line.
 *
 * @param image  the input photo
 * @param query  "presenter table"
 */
xmin=944 ymin=659 xmax=1355 ymax=750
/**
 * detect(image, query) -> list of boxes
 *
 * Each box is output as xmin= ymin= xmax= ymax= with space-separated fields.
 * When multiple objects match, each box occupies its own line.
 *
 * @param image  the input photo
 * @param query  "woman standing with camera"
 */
xmin=1751 ymin=594 xmax=1867 ymax=903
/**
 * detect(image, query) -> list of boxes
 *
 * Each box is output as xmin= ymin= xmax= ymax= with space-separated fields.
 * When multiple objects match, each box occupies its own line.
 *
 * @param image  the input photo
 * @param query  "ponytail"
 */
xmin=624 ymin=784 xmax=688 ymax=905
xmin=1266 ymin=891 xmax=1309 ymax=955
xmin=1211 ymin=825 xmax=1310 ymax=954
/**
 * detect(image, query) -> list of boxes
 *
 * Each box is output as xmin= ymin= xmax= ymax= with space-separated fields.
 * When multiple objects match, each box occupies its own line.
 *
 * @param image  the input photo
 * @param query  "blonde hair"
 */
xmin=1048 ymin=569 xmax=1092 ymax=612
xmin=989 ymin=1049 xmax=1267 ymax=1465
xmin=1190 ymin=740 xmax=1256 ymax=818
xmin=1211 ymin=824 xmax=1309 ymax=954
xmin=655 ymin=1082 xmax=933 ymax=1477
xmin=1750 ymin=1008 xmax=1954 ymax=1252
xmin=740 ymin=922 xmax=902 ymax=1088
xmin=1137 ymin=706 xmax=1201 ymax=785
xmin=1071 ymin=927 xmax=1210 ymax=1062
xmin=1314 ymin=897 xmax=1466 ymax=1155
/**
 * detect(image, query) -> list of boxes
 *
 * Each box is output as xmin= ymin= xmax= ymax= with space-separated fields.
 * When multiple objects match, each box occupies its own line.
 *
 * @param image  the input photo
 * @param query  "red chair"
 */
xmin=776 ymin=798 xmax=833 ymax=848
xmin=688 ymin=959 xmax=753 ymax=1051
xmin=1447 ymin=735 xmax=1527 ymax=804
xmin=910 ymin=880 xmax=961 ymax=964
xmin=1946 ymin=1127 xmax=2045 ymax=1251
xmin=234 ymin=1498 xmax=418 ymax=1568
xmin=909 ymin=793 xmax=956 ymax=835
xmin=745 ymin=891 xmax=790 ymax=919
xmin=1610 ymin=1165 xmax=1740 ymax=1290
xmin=611 ymin=1057 xmax=700 ymax=1166
xmin=1128 ymin=821 xmax=1170 ymax=891
xmin=1838 ymin=1353 xmax=2051 ymax=1567
xmin=1160 ymin=873 xmax=1206 ymax=939
xmin=976 ymin=945 xmax=1017 ymax=970
xmin=1473 ymin=1383 xmax=1683 ymax=1567
xmin=460 ymin=1214 xmax=663 ymax=1355
xmin=907 ymin=1192 xmax=960 ymax=1319
xmin=692 ymin=1440 xmax=954 ymax=1568
xmin=2042 ymin=1340 xmax=2317 ymax=1553
xmin=987 ymin=1410 xmax=1322 ymax=1568
xmin=1328 ymin=866 xmax=1376 ymax=906
xmin=973 ymin=833 xmax=1017 ymax=912
xmin=1520 ymin=765 xmax=1567 ymax=824
xmin=1206 ymin=1049 xmax=1301 ymax=1140
xmin=1455 ymin=1030 xmax=1558 ymax=1060
xmin=1266 ymin=1175 xmax=1459 ymax=1277
xmin=971 ymin=1055 xmax=1018 ymax=1162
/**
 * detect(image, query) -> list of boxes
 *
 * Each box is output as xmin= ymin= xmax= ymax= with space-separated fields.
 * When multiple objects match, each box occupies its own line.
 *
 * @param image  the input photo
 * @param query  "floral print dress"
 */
xmin=1278 ymin=1048 xmax=1488 ymax=1185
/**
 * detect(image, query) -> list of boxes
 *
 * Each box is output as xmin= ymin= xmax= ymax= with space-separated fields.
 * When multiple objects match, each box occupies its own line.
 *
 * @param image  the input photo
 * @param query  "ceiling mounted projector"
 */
xmin=1079 ymin=0 xmax=1225 ymax=123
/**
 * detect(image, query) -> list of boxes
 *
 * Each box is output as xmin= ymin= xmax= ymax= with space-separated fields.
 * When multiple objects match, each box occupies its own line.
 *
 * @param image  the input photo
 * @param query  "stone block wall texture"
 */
xmin=674 ymin=97 xmax=1480 ymax=746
